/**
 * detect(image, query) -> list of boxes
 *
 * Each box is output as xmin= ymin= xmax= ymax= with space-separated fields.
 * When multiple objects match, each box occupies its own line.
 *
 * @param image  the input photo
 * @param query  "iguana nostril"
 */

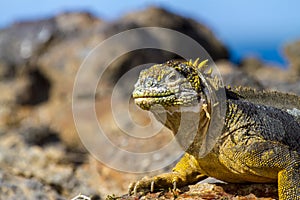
xmin=145 ymin=78 xmax=157 ymax=87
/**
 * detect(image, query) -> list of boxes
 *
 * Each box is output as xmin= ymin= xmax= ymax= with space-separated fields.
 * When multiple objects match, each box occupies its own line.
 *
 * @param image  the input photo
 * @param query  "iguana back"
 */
xmin=227 ymin=87 xmax=300 ymax=122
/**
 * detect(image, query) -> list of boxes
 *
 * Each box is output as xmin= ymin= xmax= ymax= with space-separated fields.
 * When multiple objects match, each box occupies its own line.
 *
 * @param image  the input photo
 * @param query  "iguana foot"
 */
xmin=128 ymin=172 xmax=185 ymax=195
xmin=128 ymin=154 xmax=207 ymax=195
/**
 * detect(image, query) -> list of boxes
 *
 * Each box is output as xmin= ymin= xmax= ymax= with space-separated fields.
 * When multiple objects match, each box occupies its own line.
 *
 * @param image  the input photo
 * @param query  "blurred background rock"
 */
xmin=0 ymin=1 xmax=300 ymax=199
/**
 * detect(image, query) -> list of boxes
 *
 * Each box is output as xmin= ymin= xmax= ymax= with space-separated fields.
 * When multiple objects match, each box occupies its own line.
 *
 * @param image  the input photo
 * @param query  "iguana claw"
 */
xmin=128 ymin=173 xmax=182 ymax=195
xmin=150 ymin=180 xmax=154 ymax=192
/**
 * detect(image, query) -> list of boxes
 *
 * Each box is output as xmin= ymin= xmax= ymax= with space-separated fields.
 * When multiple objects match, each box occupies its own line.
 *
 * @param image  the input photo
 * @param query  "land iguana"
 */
xmin=129 ymin=59 xmax=300 ymax=200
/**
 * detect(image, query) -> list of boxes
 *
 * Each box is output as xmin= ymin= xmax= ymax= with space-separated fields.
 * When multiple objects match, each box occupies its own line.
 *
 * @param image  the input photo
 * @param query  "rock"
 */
xmin=284 ymin=40 xmax=300 ymax=79
xmin=0 ymin=11 xmax=102 ymax=77
xmin=217 ymin=60 xmax=263 ymax=89
xmin=0 ymin=60 xmax=14 ymax=79
xmin=266 ymin=80 xmax=300 ymax=96
xmin=20 ymin=125 xmax=60 ymax=146
xmin=0 ymin=169 xmax=64 ymax=200
xmin=115 ymin=182 xmax=277 ymax=200
xmin=239 ymin=57 xmax=264 ymax=75
xmin=239 ymin=57 xmax=291 ymax=88
xmin=55 ymin=12 xmax=103 ymax=35
xmin=121 ymin=7 xmax=229 ymax=61
xmin=97 ymin=6 xmax=229 ymax=85
xmin=0 ymin=130 xmax=101 ymax=199
xmin=0 ymin=11 xmax=105 ymax=148
xmin=221 ymin=57 xmax=300 ymax=97
xmin=0 ymin=18 xmax=57 ymax=79
xmin=15 ymin=67 xmax=51 ymax=105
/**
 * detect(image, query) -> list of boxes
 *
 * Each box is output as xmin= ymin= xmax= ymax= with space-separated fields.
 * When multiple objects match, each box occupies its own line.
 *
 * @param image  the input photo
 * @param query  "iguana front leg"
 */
xmin=128 ymin=153 xmax=207 ymax=195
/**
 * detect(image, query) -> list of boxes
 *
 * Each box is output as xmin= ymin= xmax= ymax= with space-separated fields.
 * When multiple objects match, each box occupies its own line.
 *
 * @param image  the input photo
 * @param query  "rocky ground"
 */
xmin=0 ymin=6 xmax=299 ymax=200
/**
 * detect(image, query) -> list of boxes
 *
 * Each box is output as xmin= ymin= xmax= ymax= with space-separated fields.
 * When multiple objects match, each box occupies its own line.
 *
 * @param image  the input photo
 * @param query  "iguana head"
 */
xmin=133 ymin=59 xmax=210 ymax=111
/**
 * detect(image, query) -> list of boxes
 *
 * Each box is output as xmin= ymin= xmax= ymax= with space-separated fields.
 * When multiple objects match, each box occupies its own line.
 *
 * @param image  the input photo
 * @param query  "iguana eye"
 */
xmin=166 ymin=72 xmax=179 ymax=82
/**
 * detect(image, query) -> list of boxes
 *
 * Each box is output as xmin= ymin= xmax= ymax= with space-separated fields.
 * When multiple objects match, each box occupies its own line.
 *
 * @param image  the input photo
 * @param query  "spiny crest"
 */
xmin=192 ymin=58 xmax=222 ymax=91
xmin=190 ymin=58 xmax=211 ymax=75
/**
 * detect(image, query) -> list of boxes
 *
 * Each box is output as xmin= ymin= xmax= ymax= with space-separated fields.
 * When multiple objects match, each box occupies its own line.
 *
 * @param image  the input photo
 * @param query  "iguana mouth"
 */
xmin=132 ymin=93 xmax=175 ymax=98
xmin=133 ymin=94 xmax=176 ymax=110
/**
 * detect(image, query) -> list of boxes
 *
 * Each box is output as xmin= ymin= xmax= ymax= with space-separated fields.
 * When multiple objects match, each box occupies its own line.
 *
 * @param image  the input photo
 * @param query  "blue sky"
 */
xmin=2 ymin=0 xmax=300 ymax=66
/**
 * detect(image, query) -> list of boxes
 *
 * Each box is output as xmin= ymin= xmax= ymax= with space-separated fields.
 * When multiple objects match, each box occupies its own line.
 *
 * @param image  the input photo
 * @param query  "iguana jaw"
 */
xmin=133 ymin=95 xmax=176 ymax=110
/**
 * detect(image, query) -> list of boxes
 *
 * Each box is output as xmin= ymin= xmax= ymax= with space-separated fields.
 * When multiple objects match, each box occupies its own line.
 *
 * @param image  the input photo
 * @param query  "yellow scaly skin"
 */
xmin=130 ymin=59 xmax=300 ymax=199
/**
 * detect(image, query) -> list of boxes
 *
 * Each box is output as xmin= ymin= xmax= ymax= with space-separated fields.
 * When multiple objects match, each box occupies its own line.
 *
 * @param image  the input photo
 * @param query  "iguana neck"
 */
xmin=151 ymin=104 xmax=211 ymax=151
